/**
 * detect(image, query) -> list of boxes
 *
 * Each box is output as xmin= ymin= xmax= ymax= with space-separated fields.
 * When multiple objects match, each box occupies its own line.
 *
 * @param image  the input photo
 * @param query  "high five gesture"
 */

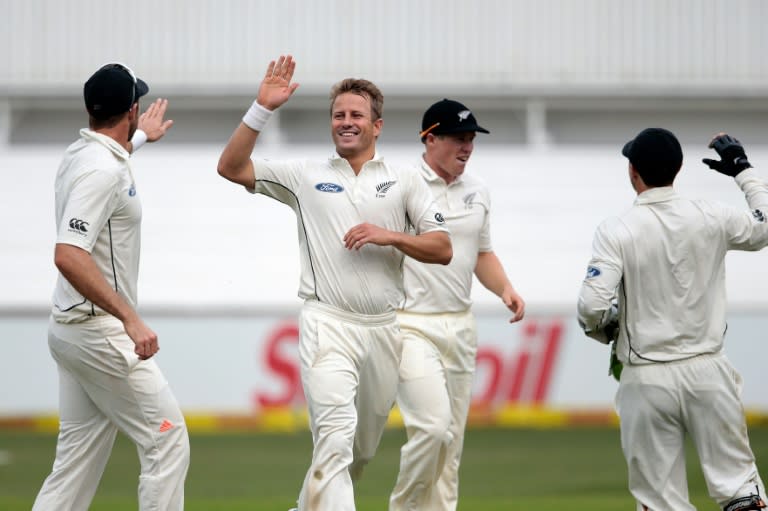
xmin=218 ymin=55 xmax=301 ymax=188
xmin=257 ymin=55 xmax=300 ymax=111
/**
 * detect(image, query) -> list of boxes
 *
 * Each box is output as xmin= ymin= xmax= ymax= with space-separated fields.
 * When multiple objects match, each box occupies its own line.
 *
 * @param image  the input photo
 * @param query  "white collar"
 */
xmin=80 ymin=129 xmax=130 ymax=161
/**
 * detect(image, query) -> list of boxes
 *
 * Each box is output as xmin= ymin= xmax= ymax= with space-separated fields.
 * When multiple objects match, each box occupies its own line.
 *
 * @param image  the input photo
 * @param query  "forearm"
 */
xmin=393 ymin=231 xmax=452 ymax=265
xmin=217 ymin=123 xmax=260 ymax=188
xmin=54 ymin=244 xmax=137 ymax=323
xmin=474 ymin=251 xmax=514 ymax=297
xmin=577 ymin=281 xmax=617 ymax=344
xmin=736 ymin=168 xmax=768 ymax=211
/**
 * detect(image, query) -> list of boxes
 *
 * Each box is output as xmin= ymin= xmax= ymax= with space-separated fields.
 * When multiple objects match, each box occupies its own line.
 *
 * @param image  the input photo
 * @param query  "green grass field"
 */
xmin=2 ymin=427 xmax=766 ymax=510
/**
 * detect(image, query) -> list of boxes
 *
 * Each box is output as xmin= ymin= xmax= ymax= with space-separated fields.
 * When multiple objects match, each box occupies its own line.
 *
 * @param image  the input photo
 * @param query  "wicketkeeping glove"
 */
xmin=604 ymin=300 xmax=622 ymax=381
xmin=608 ymin=341 xmax=623 ymax=381
xmin=702 ymin=134 xmax=752 ymax=177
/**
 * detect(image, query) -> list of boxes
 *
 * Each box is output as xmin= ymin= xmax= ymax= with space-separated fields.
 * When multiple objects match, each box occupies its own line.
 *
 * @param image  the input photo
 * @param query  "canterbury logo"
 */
xmin=463 ymin=192 xmax=477 ymax=209
xmin=753 ymin=209 xmax=766 ymax=223
xmin=376 ymin=180 xmax=397 ymax=198
xmin=159 ymin=419 xmax=174 ymax=433
xmin=68 ymin=218 xmax=89 ymax=233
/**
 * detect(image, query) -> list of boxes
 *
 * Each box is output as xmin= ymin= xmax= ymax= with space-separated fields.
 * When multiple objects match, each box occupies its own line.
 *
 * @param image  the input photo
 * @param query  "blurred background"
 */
xmin=2 ymin=1 xmax=768 ymax=508
xmin=1 ymin=0 xmax=767 ymax=439
xmin=2 ymin=0 xmax=768 ymax=428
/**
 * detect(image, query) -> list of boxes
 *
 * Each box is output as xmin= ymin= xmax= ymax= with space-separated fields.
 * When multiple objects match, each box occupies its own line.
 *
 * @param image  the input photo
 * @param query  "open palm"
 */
xmin=257 ymin=55 xmax=300 ymax=110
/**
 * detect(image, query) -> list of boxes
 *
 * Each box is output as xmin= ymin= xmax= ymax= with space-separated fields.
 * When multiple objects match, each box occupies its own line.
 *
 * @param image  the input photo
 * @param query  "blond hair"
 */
xmin=329 ymin=78 xmax=383 ymax=120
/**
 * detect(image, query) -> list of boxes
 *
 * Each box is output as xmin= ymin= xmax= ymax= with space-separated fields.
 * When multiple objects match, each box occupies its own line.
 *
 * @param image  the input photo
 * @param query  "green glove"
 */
xmin=608 ymin=341 xmax=623 ymax=381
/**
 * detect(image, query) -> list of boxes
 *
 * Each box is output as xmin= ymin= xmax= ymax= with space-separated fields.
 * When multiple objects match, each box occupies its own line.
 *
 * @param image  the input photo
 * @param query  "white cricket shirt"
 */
xmin=52 ymin=129 xmax=141 ymax=323
xmin=401 ymin=158 xmax=492 ymax=313
xmin=249 ymin=152 xmax=448 ymax=315
xmin=578 ymin=168 xmax=768 ymax=364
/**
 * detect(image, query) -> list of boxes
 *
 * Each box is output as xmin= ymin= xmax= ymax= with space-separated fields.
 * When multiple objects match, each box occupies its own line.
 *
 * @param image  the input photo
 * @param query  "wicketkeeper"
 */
xmin=578 ymin=128 xmax=767 ymax=511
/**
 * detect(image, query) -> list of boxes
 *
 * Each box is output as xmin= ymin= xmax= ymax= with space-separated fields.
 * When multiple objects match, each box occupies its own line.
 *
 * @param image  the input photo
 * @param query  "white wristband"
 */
xmin=130 ymin=129 xmax=147 ymax=153
xmin=242 ymin=101 xmax=273 ymax=132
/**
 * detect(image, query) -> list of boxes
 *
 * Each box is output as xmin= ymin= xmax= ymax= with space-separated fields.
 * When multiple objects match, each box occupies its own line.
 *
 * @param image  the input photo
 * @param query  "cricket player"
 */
xmin=33 ymin=64 xmax=189 ymax=510
xmin=578 ymin=128 xmax=768 ymax=511
xmin=389 ymin=99 xmax=525 ymax=511
xmin=217 ymin=56 xmax=452 ymax=511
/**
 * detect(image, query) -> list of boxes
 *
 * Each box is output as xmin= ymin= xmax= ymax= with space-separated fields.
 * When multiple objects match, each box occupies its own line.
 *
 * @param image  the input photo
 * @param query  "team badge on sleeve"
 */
xmin=585 ymin=266 xmax=601 ymax=279
xmin=752 ymin=209 xmax=766 ymax=223
xmin=434 ymin=212 xmax=445 ymax=224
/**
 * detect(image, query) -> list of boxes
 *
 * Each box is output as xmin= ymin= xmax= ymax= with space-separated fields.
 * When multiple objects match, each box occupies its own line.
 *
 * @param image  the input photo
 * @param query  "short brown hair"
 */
xmin=329 ymin=78 xmax=383 ymax=120
xmin=89 ymin=110 xmax=130 ymax=130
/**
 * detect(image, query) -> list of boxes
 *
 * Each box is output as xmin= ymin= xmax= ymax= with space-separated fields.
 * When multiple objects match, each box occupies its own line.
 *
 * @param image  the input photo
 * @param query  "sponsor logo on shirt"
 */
xmin=435 ymin=212 xmax=445 ymax=224
xmin=129 ymin=184 xmax=136 ymax=197
xmin=315 ymin=182 xmax=344 ymax=193
xmin=375 ymin=180 xmax=397 ymax=198
xmin=752 ymin=209 xmax=766 ymax=223
xmin=585 ymin=266 xmax=601 ymax=279
xmin=68 ymin=218 xmax=89 ymax=235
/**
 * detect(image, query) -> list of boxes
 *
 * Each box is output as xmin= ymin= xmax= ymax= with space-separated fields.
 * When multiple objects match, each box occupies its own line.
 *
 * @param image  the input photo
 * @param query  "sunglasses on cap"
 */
xmin=98 ymin=62 xmax=138 ymax=105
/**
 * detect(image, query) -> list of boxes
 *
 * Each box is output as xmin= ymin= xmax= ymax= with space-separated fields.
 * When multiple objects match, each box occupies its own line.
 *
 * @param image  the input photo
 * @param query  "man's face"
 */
xmin=330 ymin=92 xmax=382 ymax=159
xmin=425 ymin=132 xmax=476 ymax=183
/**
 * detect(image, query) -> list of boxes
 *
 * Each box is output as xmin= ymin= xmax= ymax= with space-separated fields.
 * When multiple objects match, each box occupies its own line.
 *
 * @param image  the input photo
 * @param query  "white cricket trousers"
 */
xmin=296 ymin=300 xmax=402 ymax=511
xmin=32 ymin=316 xmax=190 ymax=511
xmin=616 ymin=352 xmax=765 ymax=511
xmin=390 ymin=309 xmax=477 ymax=511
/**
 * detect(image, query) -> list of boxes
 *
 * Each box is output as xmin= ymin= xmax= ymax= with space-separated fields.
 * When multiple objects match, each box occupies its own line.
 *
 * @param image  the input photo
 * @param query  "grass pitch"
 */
xmin=2 ymin=427 xmax=766 ymax=510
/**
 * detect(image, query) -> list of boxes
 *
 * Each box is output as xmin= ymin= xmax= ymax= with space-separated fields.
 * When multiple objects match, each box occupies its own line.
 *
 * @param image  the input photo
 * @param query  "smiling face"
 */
xmin=330 ymin=92 xmax=382 ymax=160
xmin=423 ymin=131 xmax=476 ymax=183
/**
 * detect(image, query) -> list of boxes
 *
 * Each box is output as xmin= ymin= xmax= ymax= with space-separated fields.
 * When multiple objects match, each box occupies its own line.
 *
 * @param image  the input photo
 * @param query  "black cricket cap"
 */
xmin=84 ymin=63 xmax=149 ymax=120
xmin=420 ymin=99 xmax=489 ymax=141
xmin=622 ymin=127 xmax=683 ymax=186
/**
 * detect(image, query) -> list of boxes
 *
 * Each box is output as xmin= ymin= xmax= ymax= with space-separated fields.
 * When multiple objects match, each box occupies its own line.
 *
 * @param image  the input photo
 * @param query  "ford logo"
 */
xmin=315 ymin=182 xmax=344 ymax=193
xmin=585 ymin=266 xmax=601 ymax=279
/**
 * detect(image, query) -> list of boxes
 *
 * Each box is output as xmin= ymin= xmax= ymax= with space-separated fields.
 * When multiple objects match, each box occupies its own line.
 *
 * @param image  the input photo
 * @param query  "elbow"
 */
xmin=53 ymin=244 xmax=78 ymax=276
xmin=216 ymin=153 xmax=242 ymax=182
xmin=436 ymin=236 xmax=452 ymax=265
xmin=576 ymin=299 xmax=597 ymax=328
xmin=439 ymin=245 xmax=453 ymax=265
xmin=53 ymin=251 xmax=67 ymax=274
xmin=216 ymin=158 xmax=233 ymax=180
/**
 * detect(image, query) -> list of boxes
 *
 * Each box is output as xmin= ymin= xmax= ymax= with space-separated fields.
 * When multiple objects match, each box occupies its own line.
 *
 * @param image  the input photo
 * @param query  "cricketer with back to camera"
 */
xmin=578 ymin=128 xmax=768 ymax=511
xmin=33 ymin=63 xmax=189 ymax=511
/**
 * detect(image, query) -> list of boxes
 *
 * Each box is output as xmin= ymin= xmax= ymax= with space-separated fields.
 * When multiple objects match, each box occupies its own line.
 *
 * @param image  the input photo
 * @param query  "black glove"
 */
xmin=702 ymin=134 xmax=752 ymax=177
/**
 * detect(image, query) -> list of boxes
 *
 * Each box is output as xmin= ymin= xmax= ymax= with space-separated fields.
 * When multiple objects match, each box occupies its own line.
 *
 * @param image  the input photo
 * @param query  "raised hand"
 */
xmin=138 ymin=98 xmax=173 ymax=142
xmin=257 ymin=55 xmax=300 ymax=111
xmin=702 ymin=132 xmax=752 ymax=177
